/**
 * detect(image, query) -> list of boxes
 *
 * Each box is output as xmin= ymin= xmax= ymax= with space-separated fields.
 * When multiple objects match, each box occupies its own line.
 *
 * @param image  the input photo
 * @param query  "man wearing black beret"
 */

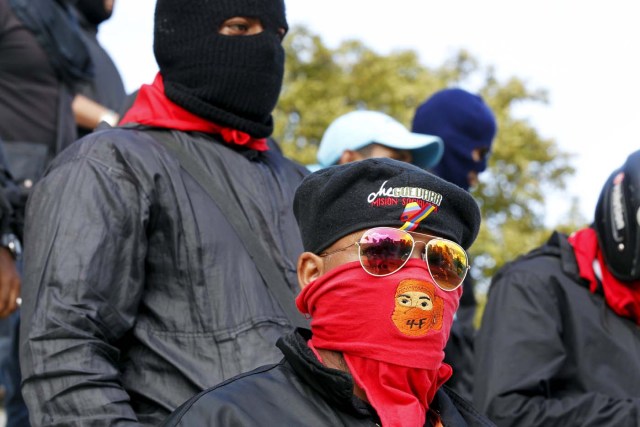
xmin=162 ymin=158 xmax=495 ymax=427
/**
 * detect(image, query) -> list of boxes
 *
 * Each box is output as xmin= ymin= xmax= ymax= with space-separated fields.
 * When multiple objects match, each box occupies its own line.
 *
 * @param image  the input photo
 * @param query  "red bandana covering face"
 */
xmin=568 ymin=227 xmax=640 ymax=325
xmin=119 ymin=73 xmax=269 ymax=151
xmin=296 ymin=259 xmax=460 ymax=427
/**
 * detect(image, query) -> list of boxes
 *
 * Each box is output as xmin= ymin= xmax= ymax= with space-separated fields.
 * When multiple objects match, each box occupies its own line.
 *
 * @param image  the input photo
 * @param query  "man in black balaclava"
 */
xmin=154 ymin=0 xmax=287 ymax=137
xmin=20 ymin=1 xmax=309 ymax=426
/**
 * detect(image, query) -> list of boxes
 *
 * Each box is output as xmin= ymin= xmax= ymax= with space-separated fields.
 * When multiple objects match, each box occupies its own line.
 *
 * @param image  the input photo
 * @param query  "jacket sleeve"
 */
xmin=473 ymin=266 xmax=640 ymax=427
xmin=19 ymin=149 xmax=148 ymax=426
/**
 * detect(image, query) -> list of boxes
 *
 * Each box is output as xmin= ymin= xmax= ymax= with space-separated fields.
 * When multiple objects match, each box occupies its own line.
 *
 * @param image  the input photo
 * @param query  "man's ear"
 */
xmin=338 ymin=149 xmax=362 ymax=165
xmin=297 ymin=252 xmax=324 ymax=290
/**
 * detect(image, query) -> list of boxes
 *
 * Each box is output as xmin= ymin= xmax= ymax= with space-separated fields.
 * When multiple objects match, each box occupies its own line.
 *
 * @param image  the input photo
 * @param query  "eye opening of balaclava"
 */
xmin=153 ymin=0 xmax=288 ymax=138
xmin=594 ymin=149 xmax=640 ymax=282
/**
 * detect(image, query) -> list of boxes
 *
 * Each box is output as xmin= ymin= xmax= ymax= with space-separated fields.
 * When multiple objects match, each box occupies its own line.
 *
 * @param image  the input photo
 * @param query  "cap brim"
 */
xmin=412 ymin=140 xmax=445 ymax=169
xmin=377 ymin=133 xmax=444 ymax=169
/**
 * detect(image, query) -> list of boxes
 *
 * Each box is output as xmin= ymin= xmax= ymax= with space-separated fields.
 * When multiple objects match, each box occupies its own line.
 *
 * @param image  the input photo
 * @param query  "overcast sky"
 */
xmin=99 ymin=0 xmax=639 ymax=226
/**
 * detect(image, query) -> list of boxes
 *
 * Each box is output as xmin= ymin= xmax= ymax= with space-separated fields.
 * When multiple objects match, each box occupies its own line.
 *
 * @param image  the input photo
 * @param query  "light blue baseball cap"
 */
xmin=312 ymin=110 xmax=444 ymax=171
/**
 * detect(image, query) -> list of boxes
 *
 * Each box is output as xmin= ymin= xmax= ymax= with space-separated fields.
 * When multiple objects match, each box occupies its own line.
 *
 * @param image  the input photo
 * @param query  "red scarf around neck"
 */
xmin=568 ymin=227 xmax=640 ymax=325
xmin=119 ymin=73 xmax=269 ymax=151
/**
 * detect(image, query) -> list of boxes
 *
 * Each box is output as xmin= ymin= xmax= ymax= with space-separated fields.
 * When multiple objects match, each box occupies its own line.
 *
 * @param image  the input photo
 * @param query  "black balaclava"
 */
xmin=594 ymin=149 xmax=640 ymax=282
xmin=153 ymin=0 xmax=287 ymax=138
xmin=75 ymin=0 xmax=113 ymax=26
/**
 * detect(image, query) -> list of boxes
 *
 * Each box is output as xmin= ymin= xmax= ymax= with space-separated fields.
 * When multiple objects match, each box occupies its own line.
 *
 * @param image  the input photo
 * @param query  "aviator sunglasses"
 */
xmin=320 ymin=227 xmax=469 ymax=291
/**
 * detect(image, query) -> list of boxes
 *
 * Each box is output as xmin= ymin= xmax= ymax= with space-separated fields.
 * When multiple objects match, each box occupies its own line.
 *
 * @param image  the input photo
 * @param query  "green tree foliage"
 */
xmin=274 ymin=25 xmax=582 ymax=293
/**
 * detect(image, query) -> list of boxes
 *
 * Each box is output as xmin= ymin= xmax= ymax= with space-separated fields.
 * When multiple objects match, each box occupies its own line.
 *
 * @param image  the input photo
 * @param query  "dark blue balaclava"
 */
xmin=411 ymin=88 xmax=497 ymax=191
xmin=153 ymin=0 xmax=288 ymax=138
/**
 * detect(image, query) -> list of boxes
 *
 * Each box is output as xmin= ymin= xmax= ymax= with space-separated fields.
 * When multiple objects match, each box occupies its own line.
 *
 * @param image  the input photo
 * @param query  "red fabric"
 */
xmin=346 ymin=356 xmax=451 ymax=427
xmin=568 ymin=228 xmax=640 ymax=325
xmin=119 ymin=73 xmax=269 ymax=151
xmin=296 ymin=259 xmax=460 ymax=427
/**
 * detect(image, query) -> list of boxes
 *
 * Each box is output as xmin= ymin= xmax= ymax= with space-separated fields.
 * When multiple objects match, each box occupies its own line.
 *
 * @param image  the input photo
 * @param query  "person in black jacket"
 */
xmin=163 ymin=158 xmax=495 ymax=427
xmin=20 ymin=1 xmax=308 ymax=426
xmin=1 ymin=0 xmax=92 ymax=425
xmin=474 ymin=149 xmax=640 ymax=426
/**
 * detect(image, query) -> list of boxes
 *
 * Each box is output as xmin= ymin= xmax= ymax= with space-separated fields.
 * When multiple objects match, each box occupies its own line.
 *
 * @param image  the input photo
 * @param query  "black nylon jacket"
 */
xmin=19 ymin=127 xmax=308 ymax=426
xmin=474 ymin=232 xmax=640 ymax=427
xmin=162 ymin=329 xmax=496 ymax=427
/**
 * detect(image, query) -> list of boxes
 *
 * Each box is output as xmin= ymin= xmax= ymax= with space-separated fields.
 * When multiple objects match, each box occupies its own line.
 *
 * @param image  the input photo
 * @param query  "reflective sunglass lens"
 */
xmin=426 ymin=240 xmax=467 ymax=290
xmin=359 ymin=228 xmax=413 ymax=276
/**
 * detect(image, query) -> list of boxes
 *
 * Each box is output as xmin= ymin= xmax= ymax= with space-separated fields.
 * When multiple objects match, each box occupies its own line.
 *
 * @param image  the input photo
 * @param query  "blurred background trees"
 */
xmin=273 ymin=26 xmax=587 ymax=305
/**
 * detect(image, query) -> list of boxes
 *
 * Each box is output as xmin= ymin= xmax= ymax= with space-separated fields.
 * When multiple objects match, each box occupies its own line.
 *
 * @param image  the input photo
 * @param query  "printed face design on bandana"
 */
xmin=392 ymin=279 xmax=444 ymax=336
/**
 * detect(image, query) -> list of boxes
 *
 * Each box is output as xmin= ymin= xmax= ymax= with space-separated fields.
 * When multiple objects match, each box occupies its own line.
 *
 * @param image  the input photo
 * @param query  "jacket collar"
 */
xmin=277 ymin=329 xmax=377 ymax=421
xmin=547 ymin=231 xmax=597 ymax=293
xmin=276 ymin=329 xmax=491 ymax=426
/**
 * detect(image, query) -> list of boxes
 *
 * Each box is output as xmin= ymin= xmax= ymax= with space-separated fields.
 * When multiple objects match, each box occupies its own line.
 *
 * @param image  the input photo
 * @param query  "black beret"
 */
xmin=294 ymin=158 xmax=481 ymax=254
